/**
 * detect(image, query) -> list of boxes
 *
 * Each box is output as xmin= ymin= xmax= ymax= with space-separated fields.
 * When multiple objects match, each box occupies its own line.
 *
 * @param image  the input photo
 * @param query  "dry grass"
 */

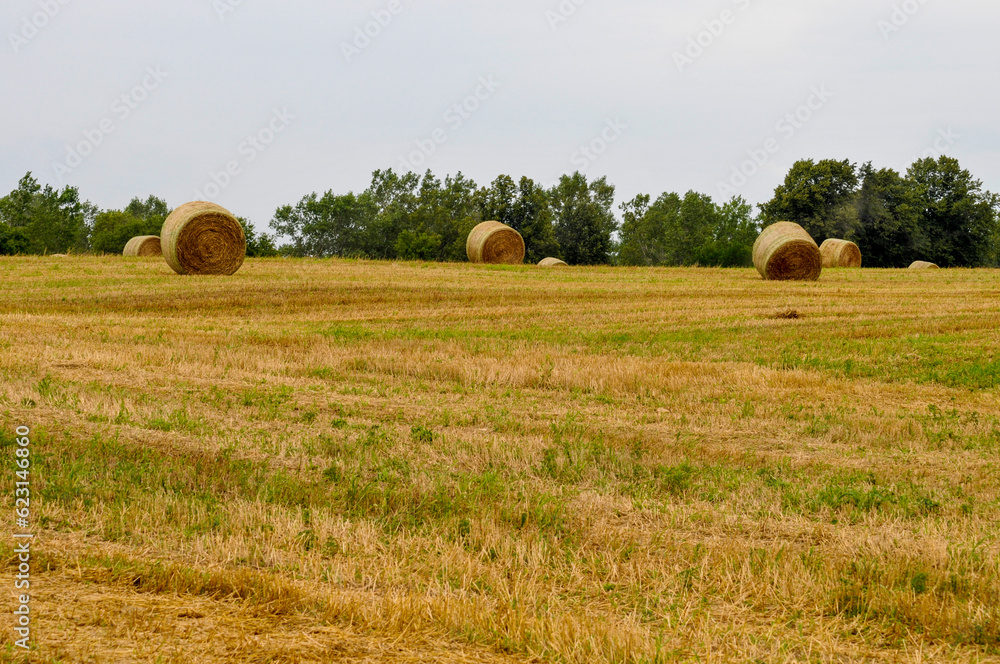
xmin=1 ymin=256 xmax=1000 ymax=663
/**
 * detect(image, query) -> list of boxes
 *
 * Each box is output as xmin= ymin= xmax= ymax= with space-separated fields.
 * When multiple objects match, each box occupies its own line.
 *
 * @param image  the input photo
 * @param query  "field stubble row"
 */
xmin=1 ymin=256 xmax=999 ymax=663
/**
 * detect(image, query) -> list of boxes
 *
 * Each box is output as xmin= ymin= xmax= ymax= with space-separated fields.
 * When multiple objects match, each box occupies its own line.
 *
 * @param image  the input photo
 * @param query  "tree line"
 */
xmin=2 ymin=156 xmax=998 ymax=267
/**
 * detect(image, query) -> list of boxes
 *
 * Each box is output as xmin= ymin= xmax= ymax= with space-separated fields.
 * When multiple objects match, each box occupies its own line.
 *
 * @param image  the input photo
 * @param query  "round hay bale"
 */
xmin=819 ymin=238 xmax=862 ymax=268
xmin=123 ymin=236 xmax=162 ymax=257
xmin=466 ymin=221 xmax=525 ymax=265
xmin=538 ymin=257 xmax=568 ymax=267
xmin=753 ymin=222 xmax=822 ymax=281
xmin=160 ymin=202 xmax=245 ymax=275
xmin=909 ymin=261 xmax=940 ymax=270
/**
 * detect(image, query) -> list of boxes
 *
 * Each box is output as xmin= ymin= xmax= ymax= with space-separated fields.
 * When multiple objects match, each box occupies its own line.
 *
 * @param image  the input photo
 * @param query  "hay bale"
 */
xmin=160 ymin=202 xmax=245 ymax=275
xmin=819 ymin=238 xmax=862 ymax=268
xmin=538 ymin=257 xmax=568 ymax=267
xmin=123 ymin=236 xmax=162 ymax=257
xmin=909 ymin=261 xmax=940 ymax=270
xmin=466 ymin=221 xmax=525 ymax=265
xmin=753 ymin=222 xmax=822 ymax=281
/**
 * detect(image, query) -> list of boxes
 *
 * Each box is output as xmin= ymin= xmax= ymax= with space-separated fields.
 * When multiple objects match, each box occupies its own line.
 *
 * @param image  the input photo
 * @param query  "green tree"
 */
xmin=125 ymin=195 xmax=169 ymax=222
xmin=905 ymin=156 xmax=998 ymax=268
xmin=90 ymin=210 xmax=162 ymax=254
xmin=852 ymin=163 xmax=925 ymax=268
xmin=760 ymin=159 xmax=859 ymax=244
xmin=617 ymin=192 xmax=681 ymax=266
xmin=394 ymin=229 xmax=443 ymax=260
xmin=270 ymin=191 xmax=376 ymax=258
xmin=237 ymin=218 xmax=279 ymax=258
xmin=477 ymin=175 xmax=559 ymax=263
xmin=548 ymin=173 xmax=617 ymax=265
xmin=618 ymin=192 xmax=757 ymax=267
xmin=0 ymin=224 xmax=30 ymax=255
xmin=989 ymin=213 xmax=1000 ymax=268
xmin=697 ymin=196 xmax=758 ymax=267
xmin=676 ymin=191 xmax=722 ymax=265
xmin=360 ymin=169 xmax=422 ymax=259
xmin=407 ymin=171 xmax=480 ymax=262
xmin=0 ymin=172 xmax=93 ymax=253
xmin=270 ymin=170 xmax=480 ymax=261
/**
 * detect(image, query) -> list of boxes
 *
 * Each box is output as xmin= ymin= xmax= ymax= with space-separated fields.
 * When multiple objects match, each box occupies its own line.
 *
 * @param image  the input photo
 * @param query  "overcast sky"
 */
xmin=3 ymin=1 xmax=998 ymax=235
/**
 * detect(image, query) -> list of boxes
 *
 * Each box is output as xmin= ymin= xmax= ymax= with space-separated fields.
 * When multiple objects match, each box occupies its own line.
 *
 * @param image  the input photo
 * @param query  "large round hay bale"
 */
xmin=466 ymin=221 xmax=525 ymax=265
xmin=909 ymin=261 xmax=940 ymax=270
xmin=538 ymin=257 xmax=568 ymax=267
xmin=160 ymin=202 xmax=245 ymax=275
xmin=123 ymin=236 xmax=162 ymax=257
xmin=753 ymin=222 xmax=822 ymax=281
xmin=819 ymin=238 xmax=862 ymax=268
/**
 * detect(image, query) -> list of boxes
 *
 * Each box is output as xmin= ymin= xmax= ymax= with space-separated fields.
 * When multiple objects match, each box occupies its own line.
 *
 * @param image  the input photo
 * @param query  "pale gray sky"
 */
xmin=3 ymin=1 xmax=998 ymax=235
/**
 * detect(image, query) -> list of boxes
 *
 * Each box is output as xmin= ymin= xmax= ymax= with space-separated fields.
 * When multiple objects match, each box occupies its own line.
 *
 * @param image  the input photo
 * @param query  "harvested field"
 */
xmin=2 ymin=256 xmax=1000 ymax=663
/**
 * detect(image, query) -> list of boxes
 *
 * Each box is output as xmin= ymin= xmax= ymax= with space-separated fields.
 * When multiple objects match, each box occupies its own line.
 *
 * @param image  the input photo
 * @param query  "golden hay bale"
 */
xmin=538 ymin=257 xmax=568 ymax=267
xmin=123 ymin=236 xmax=162 ymax=257
xmin=909 ymin=261 xmax=940 ymax=270
xmin=819 ymin=238 xmax=862 ymax=268
xmin=466 ymin=221 xmax=525 ymax=265
xmin=161 ymin=202 xmax=245 ymax=276
xmin=753 ymin=222 xmax=822 ymax=281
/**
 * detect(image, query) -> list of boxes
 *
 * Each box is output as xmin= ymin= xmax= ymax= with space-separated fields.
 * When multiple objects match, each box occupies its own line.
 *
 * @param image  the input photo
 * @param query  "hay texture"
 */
xmin=123 ymin=236 xmax=162 ymax=257
xmin=753 ymin=222 xmax=822 ymax=281
xmin=538 ymin=257 xmax=568 ymax=267
xmin=161 ymin=202 xmax=245 ymax=276
xmin=909 ymin=261 xmax=940 ymax=270
xmin=466 ymin=221 xmax=525 ymax=265
xmin=819 ymin=239 xmax=862 ymax=268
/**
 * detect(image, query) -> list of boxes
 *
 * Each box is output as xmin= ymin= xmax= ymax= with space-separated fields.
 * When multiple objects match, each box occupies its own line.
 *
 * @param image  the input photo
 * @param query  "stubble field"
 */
xmin=1 ymin=256 xmax=999 ymax=663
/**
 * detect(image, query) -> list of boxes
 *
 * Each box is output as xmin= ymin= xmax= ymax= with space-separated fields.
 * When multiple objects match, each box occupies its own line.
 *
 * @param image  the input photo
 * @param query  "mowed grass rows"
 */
xmin=1 ymin=255 xmax=999 ymax=663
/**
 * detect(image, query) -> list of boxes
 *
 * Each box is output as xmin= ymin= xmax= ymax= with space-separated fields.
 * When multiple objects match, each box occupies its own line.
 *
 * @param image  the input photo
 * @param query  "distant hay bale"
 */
xmin=466 ymin=221 xmax=525 ymax=265
xmin=819 ymin=238 xmax=862 ymax=268
xmin=160 ymin=202 xmax=245 ymax=275
xmin=123 ymin=236 xmax=162 ymax=257
xmin=753 ymin=222 xmax=822 ymax=281
xmin=909 ymin=261 xmax=940 ymax=270
xmin=50 ymin=254 xmax=67 ymax=258
xmin=538 ymin=257 xmax=568 ymax=267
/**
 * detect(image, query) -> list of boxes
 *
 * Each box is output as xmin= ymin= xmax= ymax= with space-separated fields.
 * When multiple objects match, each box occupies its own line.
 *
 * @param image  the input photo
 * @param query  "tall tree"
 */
xmin=618 ymin=193 xmax=757 ymax=267
xmin=0 ymin=172 xmax=93 ymax=254
xmin=91 ymin=210 xmax=163 ymax=254
xmin=548 ymin=173 xmax=617 ymax=265
xmin=852 ymin=163 xmax=925 ymax=268
xmin=760 ymin=159 xmax=859 ymax=244
xmin=125 ymin=195 xmax=170 ymax=222
xmin=905 ymin=156 xmax=998 ymax=268
xmin=617 ymin=192 xmax=687 ymax=266
xmin=237 ymin=218 xmax=279 ymax=258
xmin=407 ymin=171 xmax=480 ymax=261
xmin=0 ymin=225 xmax=29 ymax=255
xmin=618 ymin=193 xmax=666 ymax=266
xmin=361 ymin=169 xmax=421 ymax=259
xmin=270 ymin=190 xmax=375 ymax=258
xmin=698 ymin=196 xmax=759 ymax=267
xmin=477 ymin=175 xmax=559 ymax=263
